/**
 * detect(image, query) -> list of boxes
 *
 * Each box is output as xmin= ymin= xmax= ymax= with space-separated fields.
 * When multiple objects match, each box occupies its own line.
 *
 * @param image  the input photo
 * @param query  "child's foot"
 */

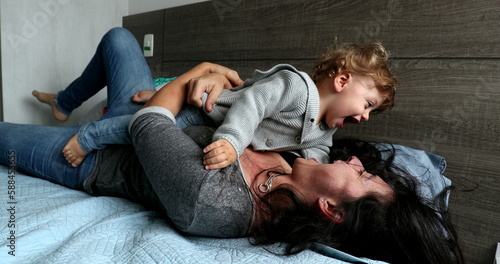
xmin=62 ymin=134 xmax=88 ymax=167
xmin=32 ymin=90 xmax=69 ymax=122
xmin=132 ymin=90 xmax=157 ymax=103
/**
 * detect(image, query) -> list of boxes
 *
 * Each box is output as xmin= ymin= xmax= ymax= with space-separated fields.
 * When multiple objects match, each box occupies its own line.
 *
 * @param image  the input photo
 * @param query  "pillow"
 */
xmin=374 ymin=143 xmax=451 ymax=204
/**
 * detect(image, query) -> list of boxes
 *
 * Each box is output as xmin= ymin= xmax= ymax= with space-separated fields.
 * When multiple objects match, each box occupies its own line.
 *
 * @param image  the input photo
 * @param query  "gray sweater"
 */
xmin=204 ymin=64 xmax=336 ymax=164
xmin=85 ymin=107 xmax=254 ymax=237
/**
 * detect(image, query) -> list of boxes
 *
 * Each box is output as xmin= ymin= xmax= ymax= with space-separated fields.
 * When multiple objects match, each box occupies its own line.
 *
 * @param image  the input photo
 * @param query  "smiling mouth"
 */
xmin=343 ymin=117 xmax=359 ymax=125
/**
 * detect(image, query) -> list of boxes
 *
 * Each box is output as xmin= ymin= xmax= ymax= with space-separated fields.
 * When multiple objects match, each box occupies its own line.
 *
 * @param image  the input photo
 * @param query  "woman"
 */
xmin=0 ymin=28 xmax=462 ymax=264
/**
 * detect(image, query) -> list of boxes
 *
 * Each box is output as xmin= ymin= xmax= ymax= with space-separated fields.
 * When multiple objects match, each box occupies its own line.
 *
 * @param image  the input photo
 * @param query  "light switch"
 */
xmin=143 ymin=34 xmax=154 ymax=57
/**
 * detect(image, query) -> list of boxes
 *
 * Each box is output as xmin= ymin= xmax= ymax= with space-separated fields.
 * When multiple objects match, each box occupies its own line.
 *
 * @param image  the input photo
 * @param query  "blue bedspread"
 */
xmin=0 ymin=166 xmax=387 ymax=264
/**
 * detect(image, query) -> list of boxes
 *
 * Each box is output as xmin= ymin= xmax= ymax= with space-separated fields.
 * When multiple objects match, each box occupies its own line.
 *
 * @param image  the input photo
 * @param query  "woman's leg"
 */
xmin=0 ymin=122 xmax=96 ymax=190
xmin=98 ymin=27 xmax=156 ymax=118
xmin=32 ymin=90 xmax=69 ymax=122
xmin=55 ymin=27 xmax=155 ymax=119
xmin=46 ymin=27 xmax=155 ymax=166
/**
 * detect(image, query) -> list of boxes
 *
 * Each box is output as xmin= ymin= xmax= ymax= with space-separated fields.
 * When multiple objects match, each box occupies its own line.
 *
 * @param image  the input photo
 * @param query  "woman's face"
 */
xmin=291 ymin=156 xmax=393 ymax=205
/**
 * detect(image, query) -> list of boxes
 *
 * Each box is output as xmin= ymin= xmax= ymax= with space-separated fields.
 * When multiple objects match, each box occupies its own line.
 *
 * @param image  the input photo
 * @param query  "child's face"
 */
xmin=321 ymin=73 xmax=383 ymax=129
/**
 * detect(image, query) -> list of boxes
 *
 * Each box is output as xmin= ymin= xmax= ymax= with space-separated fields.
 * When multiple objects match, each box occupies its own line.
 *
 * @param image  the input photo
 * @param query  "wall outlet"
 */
xmin=143 ymin=34 xmax=154 ymax=57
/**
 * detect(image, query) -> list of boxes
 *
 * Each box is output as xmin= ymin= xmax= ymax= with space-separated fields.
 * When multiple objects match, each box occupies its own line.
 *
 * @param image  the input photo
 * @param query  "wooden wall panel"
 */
xmin=162 ymin=0 xmax=500 ymax=62
xmin=336 ymin=59 xmax=500 ymax=263
xmin=123 ymin=10 xmax=164 ymax=78
xmin=125 ymin=1 xmax=500 ymax=263
xmin=162 ymin=59 xmax=317 ymax=80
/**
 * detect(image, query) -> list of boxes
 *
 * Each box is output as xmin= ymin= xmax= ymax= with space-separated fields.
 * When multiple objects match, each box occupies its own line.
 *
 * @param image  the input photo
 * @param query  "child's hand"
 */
xmin=202 ymin=139 xmax=237 ymax=170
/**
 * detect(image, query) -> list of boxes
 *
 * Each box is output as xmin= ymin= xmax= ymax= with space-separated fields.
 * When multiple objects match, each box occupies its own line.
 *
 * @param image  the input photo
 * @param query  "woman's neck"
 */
xmin=238 ymin=148 xmax=292 ymax=189
xmin=238 ymin=148 xmax=293 ymax=229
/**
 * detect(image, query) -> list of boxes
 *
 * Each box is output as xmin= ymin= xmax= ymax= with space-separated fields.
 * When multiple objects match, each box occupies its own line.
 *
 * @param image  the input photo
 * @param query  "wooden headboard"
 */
xmin=124 ymin=1 xmax=500 ymax=263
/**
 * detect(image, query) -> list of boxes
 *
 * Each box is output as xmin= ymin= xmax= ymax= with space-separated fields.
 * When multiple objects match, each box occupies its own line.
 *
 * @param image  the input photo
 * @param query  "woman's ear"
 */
xmin=318 ymin=198 xmax=345 ymax=223
xmin=333 ymin=72 xmax=351 ymax=93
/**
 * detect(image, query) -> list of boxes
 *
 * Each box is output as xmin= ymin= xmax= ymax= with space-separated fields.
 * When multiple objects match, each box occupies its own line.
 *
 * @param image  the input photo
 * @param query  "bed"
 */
xmin=1 ymin=0 xmax=499 ymax=263
xmin=0 ymin=144 xmax=450 ymax=263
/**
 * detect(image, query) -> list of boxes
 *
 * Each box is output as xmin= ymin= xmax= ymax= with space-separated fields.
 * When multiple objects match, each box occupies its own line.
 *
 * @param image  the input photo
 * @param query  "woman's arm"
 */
xmin=145 ymin=62 xmax=243 ymax=114
xmin=129 ymin=109 xmax=252 ymax=237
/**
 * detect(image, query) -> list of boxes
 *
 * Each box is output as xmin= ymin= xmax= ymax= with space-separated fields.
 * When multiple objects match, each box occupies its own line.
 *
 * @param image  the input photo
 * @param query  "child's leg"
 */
xmin=63 ymin=105 xmax=215 ymax=167
xmin=62 ymin=115 xmax=132 ymax=167
xmin=175 ymin=105 xmax=217 ymax=129
xmin=0 ymin=122 xmax=96 ymax=190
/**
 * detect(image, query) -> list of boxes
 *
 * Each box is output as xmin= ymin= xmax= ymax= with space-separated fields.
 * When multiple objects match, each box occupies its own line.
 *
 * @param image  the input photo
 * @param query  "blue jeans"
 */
xmin=0 ymin=27 xmax=155 ymax=190
xmin=77 ymin=104 xmax=214 ymax=153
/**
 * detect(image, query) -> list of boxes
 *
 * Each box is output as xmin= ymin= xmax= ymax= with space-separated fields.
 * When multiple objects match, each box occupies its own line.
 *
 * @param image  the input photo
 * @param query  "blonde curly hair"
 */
xmin=312 ymin=42 xmax=398 ymax=112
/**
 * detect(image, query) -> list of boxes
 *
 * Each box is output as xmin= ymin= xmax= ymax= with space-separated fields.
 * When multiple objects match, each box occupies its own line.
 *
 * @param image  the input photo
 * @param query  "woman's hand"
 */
xmin=145 ymin=62 xmax=242 ymax=116
xmin=187 ymin=73 xmax=233 ymax=112
xmin=187 ymin=63 xmax=243 ymax=112
xmin=204 ymin=62 xmax=243 ymax=87
xmin=202 ymin=139 xmax=237 ymax=170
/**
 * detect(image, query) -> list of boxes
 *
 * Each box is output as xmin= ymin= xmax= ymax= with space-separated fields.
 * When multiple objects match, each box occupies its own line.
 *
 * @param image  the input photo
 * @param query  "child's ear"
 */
xmin=333 ymin=72 xmax=351 ymax=93
xmin=318 ymin=198 xmax=345 ymax=223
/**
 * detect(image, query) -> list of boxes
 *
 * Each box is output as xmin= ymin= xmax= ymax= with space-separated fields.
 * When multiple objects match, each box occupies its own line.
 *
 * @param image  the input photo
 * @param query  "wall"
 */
xmin=0 ymin=0 xmax=128 ymax=125
xmin=128 ymin=0 xmax=208 ymax=15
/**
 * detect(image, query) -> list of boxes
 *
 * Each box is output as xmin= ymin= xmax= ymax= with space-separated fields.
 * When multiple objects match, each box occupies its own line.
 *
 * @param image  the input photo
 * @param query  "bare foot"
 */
xmin=62 ymin=134 xmax=88 ymax=167
xmin=32 ymin=90 xmax=69 ymax=122
xmin=132 ymin=90 xmax=157 ymax=103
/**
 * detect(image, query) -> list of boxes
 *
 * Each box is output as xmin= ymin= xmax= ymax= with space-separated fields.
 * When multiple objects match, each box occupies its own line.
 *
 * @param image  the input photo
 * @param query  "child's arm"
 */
xmin=203 ymin=68 xmax=308 ymax=170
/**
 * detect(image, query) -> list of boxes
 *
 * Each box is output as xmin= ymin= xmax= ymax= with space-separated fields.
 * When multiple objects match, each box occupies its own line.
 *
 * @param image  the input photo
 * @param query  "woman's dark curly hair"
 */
xmin=249 ymin=139 xmax=464 ymax=264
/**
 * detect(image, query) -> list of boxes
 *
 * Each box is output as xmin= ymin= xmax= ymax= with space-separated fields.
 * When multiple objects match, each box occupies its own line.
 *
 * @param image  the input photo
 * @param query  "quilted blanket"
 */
xmin=0 ymin=165 xmax=387 ymax=264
